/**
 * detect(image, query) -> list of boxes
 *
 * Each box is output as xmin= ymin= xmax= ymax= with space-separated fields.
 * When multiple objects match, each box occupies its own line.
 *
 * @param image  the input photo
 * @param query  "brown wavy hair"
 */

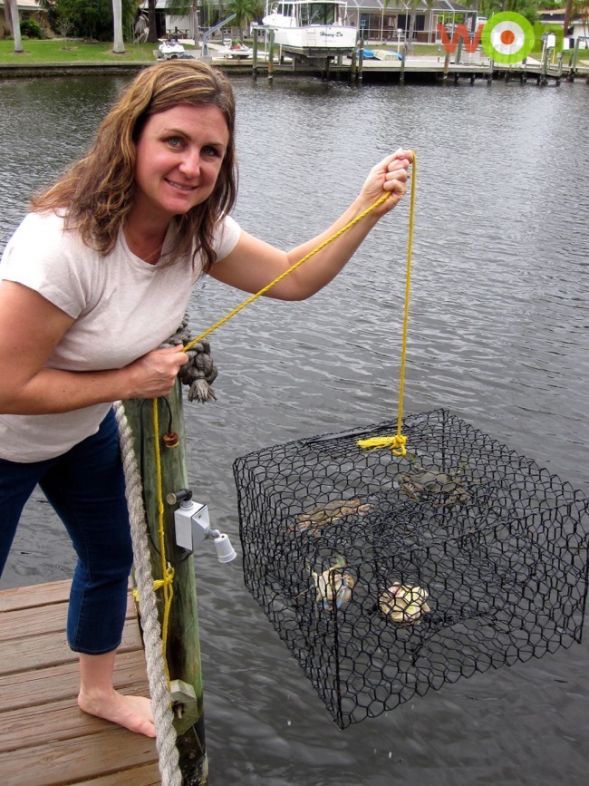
xmin=31 ymin=59 xmax=238 ymax=271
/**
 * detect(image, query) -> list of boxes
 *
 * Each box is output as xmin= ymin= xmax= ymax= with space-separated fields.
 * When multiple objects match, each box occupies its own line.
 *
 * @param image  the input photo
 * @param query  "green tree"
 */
xmin=226 ymin=0 xmax=263 ymax=40
xmin=43 ymin=0 xmax=136 ymax=42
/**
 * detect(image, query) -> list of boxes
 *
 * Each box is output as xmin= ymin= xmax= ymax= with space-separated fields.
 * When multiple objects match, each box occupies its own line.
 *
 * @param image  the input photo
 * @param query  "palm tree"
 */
xmin=226 ymin=0 xmax=262 ymax=41
xmin=112 ymin=0 xmax=125 ymax=53
xmin=6 ymin=0 xmax=23 ymax=53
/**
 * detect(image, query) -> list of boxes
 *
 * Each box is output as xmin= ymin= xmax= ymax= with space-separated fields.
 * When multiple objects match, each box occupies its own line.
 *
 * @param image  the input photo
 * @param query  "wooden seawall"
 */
xmin=0 ymin=580 xmax=160 ymax=786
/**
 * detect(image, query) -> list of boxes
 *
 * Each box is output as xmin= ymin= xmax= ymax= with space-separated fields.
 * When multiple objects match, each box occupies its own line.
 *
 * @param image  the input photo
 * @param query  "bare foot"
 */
xmin=78 ymin=689 xmax=156 ymax=737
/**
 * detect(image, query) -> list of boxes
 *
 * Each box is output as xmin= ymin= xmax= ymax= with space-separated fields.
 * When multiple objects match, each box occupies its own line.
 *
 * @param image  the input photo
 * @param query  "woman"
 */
xmin=0 ymin=60 xmax=412 ymax=737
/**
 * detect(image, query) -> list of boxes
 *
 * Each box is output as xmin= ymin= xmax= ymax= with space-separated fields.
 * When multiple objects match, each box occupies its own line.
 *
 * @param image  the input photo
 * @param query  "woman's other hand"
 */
xmin=125 ymin=345 xmax=189 ymax=400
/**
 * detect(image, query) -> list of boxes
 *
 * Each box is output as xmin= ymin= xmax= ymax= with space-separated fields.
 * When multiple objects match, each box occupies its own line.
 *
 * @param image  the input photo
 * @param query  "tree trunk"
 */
xmin=112 ymin=0 xmax=126 ymax=54
xmin=148 ymin=0 xmax=159 ymax=44
xmin=563 ymin=0 xmax=574 ymax=39
xmin=7 ymin=0 xmax=23 ymax=53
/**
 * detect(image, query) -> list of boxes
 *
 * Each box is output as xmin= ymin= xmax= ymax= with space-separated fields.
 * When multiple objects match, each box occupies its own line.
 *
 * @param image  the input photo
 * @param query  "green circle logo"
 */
xmin=481 ymin=12 xmax=535 ymax=65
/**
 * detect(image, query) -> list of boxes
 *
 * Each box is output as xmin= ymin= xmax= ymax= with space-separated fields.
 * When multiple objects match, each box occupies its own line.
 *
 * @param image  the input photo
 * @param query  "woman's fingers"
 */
xmin=127 ymin=345 xmax=189 ymax=399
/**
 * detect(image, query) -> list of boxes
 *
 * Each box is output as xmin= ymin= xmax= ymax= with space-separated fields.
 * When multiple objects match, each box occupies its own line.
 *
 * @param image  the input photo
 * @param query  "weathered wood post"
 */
xmin=252 ymin=27 xmax=259 ymax=81
xmin=400 ymin=44 xmax=407 ymax=84
xmin=350 ymin=47 xmax=357 ymax=82
xmin=442 ymin=51 xmax=450 ymax=81
xmin=124 ymin=383 xmax=207 ymax=786
xmin=268 ymin=29 xmax=275 ymax=81
xmin=539 ymin=46 xmax=549 ymax=86
xmin=455 ymin=37 xmax=463 ymax=65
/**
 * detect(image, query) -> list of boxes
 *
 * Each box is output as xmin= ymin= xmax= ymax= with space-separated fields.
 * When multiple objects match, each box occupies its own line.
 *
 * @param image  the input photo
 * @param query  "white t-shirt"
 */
xmin=0 ymin=211 xmax=241 ymax=462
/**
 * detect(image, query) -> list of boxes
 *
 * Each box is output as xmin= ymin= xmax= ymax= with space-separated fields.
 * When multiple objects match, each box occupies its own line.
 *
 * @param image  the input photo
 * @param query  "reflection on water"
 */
xmin=1 ymin=74 xmax=588 ymax=785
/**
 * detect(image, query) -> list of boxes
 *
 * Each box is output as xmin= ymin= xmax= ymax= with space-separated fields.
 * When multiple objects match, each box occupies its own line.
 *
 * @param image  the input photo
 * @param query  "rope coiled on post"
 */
xmin=114 ymin=401 xmax=182 ymax=786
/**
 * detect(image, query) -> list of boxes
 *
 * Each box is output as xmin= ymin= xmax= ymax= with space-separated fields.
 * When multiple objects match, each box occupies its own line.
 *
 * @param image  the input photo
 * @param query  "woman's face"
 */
xmin=133 ymin=103 xmax=230 ymax=224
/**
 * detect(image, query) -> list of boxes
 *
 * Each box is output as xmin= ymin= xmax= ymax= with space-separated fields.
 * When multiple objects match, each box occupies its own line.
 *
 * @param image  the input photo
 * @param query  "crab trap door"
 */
xmin=233 ymin=409 xmax=589 ymax=728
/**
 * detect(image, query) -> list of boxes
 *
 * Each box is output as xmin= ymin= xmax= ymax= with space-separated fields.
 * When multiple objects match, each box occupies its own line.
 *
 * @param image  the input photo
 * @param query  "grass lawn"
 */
xmin=0 ymin=38 xmax=196 ymax=64
xmin=2 ymin=36 xmax=586 ymax=68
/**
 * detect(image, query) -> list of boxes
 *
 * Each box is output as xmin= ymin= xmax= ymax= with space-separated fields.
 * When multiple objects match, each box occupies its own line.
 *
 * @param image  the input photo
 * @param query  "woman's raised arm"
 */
xmin=209 ymin=149 xmax=413 ymax=301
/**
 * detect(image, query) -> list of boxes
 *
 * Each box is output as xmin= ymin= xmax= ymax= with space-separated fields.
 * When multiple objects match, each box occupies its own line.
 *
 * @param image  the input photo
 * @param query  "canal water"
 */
xmin=1 ymin=74 xmax=588 ymax=786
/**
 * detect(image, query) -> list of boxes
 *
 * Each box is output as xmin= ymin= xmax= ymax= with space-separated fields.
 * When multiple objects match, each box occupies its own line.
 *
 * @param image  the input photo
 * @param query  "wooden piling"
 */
xmin=350 ymin=47 xmax=357 ymax=82
xmin=267 ymin=30 xmax=275 ymax=81
xmin=539 ymin=47 xmax=549 ymax=86
xmin=442 ymin=52 xmax=450 ymax=82
xmin=252 ymin=29 xmax=258 ymax=80
xmin=124 ymin=383 xmax=207 ymax=786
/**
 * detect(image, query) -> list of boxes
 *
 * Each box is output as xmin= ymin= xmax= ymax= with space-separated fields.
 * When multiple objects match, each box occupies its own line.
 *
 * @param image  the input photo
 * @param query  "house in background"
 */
xmin=0 ymin=0 xmax=48 ymax=39
xmin=143 ymin=0 xmax=477 ymax=45
xmin=537 ymin=7 xmax=589 ymax=47
xmin=344 ymin=0 xmax=476 ymax=44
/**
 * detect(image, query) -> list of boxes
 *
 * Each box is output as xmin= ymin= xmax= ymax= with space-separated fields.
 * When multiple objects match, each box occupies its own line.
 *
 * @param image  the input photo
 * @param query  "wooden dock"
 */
xmin=1 ymin=54 xmax=587 ymax=85
xmin=0 ymin=580 xmax=160 ymax=786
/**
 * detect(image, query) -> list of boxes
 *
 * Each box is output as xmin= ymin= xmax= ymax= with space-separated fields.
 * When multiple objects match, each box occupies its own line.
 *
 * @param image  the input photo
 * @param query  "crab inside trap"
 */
xmin=233 ymin=409 xmax=589 ymax=728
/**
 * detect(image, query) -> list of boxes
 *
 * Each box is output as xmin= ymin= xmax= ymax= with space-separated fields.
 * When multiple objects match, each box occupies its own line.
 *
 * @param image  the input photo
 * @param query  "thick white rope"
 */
xmin=114 ymin=401 xmax=183 ymax=786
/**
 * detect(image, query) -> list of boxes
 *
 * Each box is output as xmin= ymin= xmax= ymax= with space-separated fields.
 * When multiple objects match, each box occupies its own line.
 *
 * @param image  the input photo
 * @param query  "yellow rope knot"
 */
xmin=358 ymin=152 xmax=417 ymax=461
xmin=131 ymin=563 xmax=175 ymax=603
xmin=153 ymin=564 xmax=175 ymax=592
xmin=357 ymin=433 xmax=407 ymax=457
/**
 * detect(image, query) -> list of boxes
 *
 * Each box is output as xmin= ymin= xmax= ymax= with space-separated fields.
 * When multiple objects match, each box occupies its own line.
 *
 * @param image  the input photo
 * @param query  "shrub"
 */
xmin=21 ymin=18 xmax=44 ymax=39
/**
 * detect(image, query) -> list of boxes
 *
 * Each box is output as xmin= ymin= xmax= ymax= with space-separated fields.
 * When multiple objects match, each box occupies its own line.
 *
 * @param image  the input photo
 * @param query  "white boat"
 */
xmin=157 ymin=38 xmax=192 ymax=60
xmin=262 ymin=1 xmax=357 ymax=56
xmin=219 ymin=43 xmax=254 ymax=59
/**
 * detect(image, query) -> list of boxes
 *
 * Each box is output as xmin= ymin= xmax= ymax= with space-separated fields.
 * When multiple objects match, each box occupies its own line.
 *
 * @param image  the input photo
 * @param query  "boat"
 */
xmin=219 ymin=42 xmax=254 ymax=59
xmin=261 ymin=0 xmax=357 ymax=57
xmin=156 ymin=37 xmax=194 ymax=60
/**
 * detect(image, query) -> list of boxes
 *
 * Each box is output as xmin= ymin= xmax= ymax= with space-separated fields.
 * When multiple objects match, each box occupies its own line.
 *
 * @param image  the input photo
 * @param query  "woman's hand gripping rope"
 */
xmin=357 ymin=149 xmax=414 ymax=219
xmin=125 ymin=345 xmax=189 ymax=400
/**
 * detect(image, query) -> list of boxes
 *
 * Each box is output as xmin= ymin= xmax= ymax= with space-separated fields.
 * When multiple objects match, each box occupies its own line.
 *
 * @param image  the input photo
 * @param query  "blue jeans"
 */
xmin=0 ymin=409 xmax=132 ymax=654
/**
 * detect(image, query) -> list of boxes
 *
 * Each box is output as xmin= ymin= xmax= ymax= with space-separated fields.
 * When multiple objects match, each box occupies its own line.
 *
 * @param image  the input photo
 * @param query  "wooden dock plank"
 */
xmin=0 ymin=618 xmax=142 ymax=676
xmin=0 ymin=687 xmax=148 ymax=753
xmin=0 ymin=592 xmax=136 ymax=642
xmin=0 ymin=727 xmax=159 ymax=786
xmin=0 ymin=649 xmax=150 ymax=712
xmin=0 ymin=581 xmax=160 ymax=786
xmin=0 ymin=579 xmax=71 ymax=612
xmin=71 ymin=763 xmax=161 ymax=786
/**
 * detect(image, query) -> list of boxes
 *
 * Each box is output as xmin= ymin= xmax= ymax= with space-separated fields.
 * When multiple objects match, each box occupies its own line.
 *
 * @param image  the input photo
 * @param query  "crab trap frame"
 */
xmin=233 ymin=409 xmax=589 ymax=728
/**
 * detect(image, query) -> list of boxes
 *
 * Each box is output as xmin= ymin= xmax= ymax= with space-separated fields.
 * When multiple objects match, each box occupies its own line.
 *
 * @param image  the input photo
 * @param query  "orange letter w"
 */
xmin=437 ymin=23 xmax=484 ymax=54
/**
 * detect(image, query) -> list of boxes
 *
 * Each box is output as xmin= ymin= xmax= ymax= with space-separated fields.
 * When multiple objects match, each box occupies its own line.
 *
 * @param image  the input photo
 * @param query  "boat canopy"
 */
xmin=268 ymin=1 xmax=348 ymax=26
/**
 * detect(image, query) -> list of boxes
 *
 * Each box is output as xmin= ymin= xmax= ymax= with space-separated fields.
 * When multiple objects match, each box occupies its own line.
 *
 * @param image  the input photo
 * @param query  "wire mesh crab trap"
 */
xmin=234 ymin=408 xmax=589 ymax=728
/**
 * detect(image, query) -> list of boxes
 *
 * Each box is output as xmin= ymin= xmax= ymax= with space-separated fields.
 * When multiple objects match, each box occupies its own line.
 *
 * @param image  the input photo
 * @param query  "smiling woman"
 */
xmin=0 ymin=57 xmax=412 ymax=739
xmin=129 ymin=104 xmax=230 ymax=261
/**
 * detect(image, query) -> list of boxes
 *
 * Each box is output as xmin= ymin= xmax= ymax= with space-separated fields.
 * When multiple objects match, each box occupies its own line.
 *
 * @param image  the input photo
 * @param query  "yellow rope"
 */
xmin=145 ymin=165 xmax=413 ymax=672
xmin=357 ymin=154 xmax=417 ymax=458
xmin=182 ymin=191 xmax=390 ymax=353
xmin=151 ymin=398 xmax=174 ymax=681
